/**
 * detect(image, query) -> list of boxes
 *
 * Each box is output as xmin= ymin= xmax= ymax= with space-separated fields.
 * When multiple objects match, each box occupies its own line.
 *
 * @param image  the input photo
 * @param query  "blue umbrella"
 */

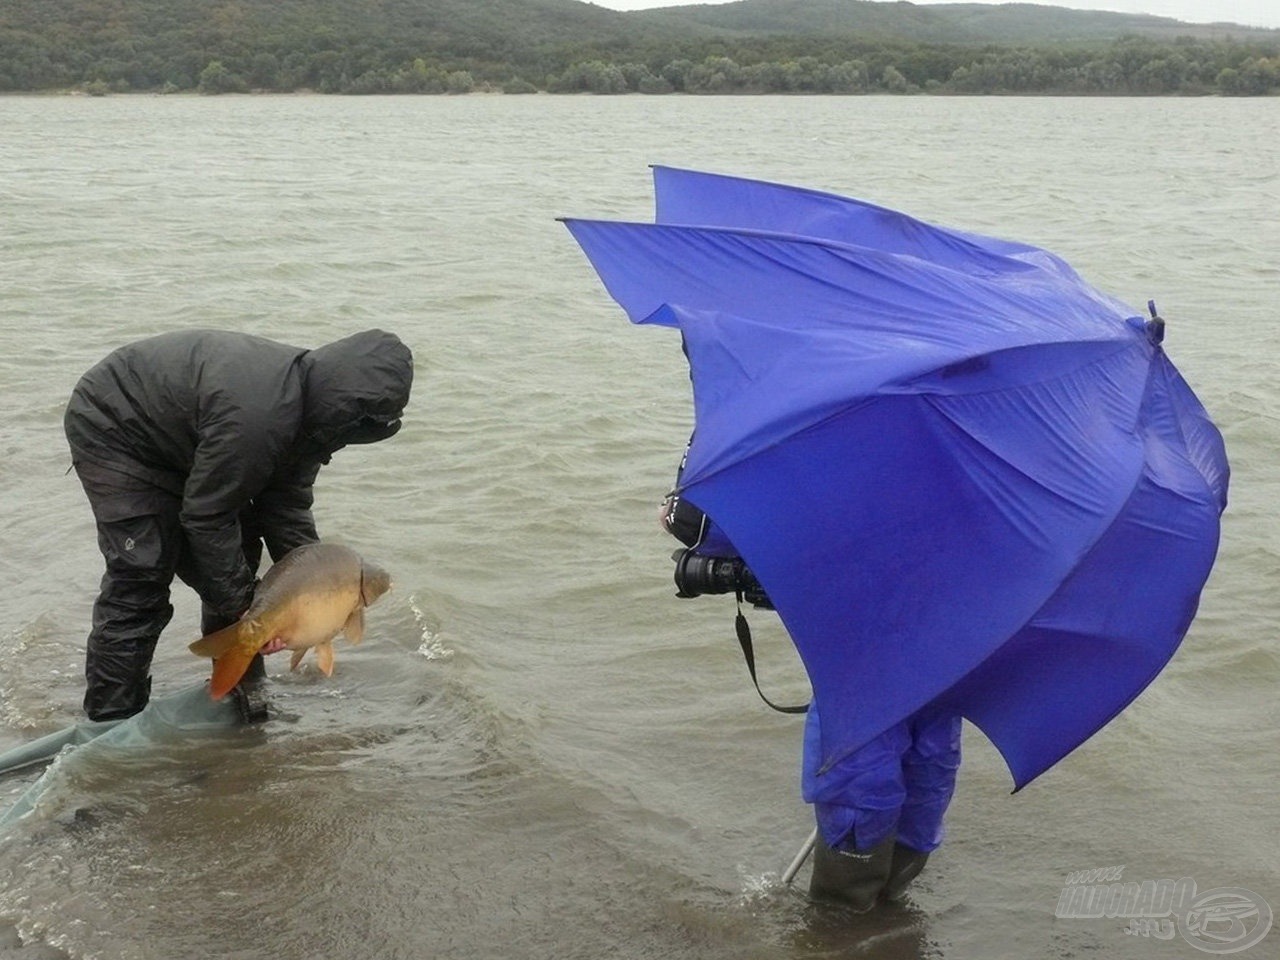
xmin=563 ymin=168 xmax=1228 ymax=790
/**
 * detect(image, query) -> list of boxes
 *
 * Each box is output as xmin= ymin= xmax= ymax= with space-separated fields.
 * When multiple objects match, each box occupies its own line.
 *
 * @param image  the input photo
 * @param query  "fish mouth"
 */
xmin=361 ymin=566 xmax=393 ymax=606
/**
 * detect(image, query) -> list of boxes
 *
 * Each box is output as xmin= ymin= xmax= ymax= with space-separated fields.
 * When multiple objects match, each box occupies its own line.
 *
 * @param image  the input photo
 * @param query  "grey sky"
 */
xmin=590 ymin=0 xmax=1280 ymax=30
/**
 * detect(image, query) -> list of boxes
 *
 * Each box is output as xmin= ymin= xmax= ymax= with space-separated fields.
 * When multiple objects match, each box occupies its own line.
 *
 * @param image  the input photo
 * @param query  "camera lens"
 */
xmin=671 ymin=549 xmax=745 ymax=597
xmin=671 ymin=548 xmax=775 ymax=609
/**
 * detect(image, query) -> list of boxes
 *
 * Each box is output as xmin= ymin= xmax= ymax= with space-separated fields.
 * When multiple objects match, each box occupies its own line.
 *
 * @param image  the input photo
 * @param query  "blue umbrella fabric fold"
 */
xmin=562 ymin=169 xmax=1227 ymax=790
xmin=652 ymin=164 xmax=1083 ymax=282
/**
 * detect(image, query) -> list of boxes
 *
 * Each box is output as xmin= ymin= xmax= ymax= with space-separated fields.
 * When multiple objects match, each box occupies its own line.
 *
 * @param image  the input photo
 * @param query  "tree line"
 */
xmin=2 ymin=30 xmax=1277 ymax=96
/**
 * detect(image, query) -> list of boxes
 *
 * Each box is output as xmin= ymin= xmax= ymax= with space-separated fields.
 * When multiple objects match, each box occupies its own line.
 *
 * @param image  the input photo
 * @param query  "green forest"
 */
xmin=1 ymin=0 xmax=1277 ymax=96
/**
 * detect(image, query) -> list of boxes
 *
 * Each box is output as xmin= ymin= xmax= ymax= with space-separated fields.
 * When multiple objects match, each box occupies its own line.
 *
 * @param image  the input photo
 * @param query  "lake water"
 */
xmin=0 ymin=93 xmax=1276 ymax=959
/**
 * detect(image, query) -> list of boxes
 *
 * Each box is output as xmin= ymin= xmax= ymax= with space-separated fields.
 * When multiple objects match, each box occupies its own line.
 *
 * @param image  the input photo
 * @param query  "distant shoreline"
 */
xmin=4 ymin=0 xmax=1277 ymax=98
xmin=5 ymin=88 xmax=1272 ymax=98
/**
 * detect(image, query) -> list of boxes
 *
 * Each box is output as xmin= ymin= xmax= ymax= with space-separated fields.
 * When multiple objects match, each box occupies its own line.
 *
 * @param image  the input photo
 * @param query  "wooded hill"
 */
xmin=633 ymin=0 xmax=1275 ymax=44
xmin=1 ymin=0 xmax=1277 ymax=95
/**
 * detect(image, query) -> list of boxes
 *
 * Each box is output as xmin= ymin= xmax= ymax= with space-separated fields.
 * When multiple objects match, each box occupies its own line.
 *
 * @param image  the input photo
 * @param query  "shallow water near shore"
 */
xmin=0 ymin=93 xmax=1277 ymax=958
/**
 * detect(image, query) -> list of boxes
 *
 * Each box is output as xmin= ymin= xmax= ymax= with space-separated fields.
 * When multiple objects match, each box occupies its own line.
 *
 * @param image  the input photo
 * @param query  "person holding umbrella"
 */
xmin=566 ymin=167 xmax=1228 ymax=910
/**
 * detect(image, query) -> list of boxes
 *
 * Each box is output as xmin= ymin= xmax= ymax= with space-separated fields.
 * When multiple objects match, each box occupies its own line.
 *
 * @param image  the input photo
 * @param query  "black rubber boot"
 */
xmin=883 ymin=843 xmax=931 ymax=902
xmin=83 ymin=570 xmax=168 ymax=722
xmin=229 ymin=654 xmax=270 ymax=724
xmin=809 ymin=833 xmax=895 ymax=911
xmin=84 ymin=643 xmax=157 ymax=722
xmin=84 ymin=672 xmax=152 ymax=722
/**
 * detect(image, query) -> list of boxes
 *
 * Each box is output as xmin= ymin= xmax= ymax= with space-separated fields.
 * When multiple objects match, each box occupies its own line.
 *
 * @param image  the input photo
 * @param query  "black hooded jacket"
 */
xmin=64 ymin=328 xmax=413 ymax=617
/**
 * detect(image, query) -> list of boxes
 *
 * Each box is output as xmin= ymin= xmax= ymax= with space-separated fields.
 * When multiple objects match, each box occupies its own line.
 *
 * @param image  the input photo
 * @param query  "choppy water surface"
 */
xmin=0 ymin=94 xmax=1276 ymax=959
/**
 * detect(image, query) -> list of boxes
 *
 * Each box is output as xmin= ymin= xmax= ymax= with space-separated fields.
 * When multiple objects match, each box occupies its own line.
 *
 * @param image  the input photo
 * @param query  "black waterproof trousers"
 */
xmin=73 ymin=459 xmax=265 ymax=721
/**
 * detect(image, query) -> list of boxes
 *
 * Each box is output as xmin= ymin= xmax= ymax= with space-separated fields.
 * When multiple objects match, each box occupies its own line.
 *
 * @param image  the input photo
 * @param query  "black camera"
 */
xmin=672 ymin=548 xmax=774 ymax=610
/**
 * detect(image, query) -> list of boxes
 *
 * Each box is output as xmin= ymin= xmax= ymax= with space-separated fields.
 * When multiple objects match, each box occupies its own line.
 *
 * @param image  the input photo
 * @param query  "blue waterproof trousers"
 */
xmin=803 ymin=705 xmax=962 ymax=853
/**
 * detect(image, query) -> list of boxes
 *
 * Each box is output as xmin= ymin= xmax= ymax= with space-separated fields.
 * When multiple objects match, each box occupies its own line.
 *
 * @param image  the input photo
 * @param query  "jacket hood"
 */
xmin=299 ymin=330 xmax=414 ymax=458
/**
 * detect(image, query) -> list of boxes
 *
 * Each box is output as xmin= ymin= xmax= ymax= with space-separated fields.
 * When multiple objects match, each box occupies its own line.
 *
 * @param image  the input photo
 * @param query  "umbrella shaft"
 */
xmin=782 ymin=827 xmax=819 ymax=885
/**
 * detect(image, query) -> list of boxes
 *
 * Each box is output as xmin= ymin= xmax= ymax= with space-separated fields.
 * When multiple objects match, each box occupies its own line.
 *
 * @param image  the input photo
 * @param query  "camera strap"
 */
xmin=734 ymin=592 xmax=809 ymax=715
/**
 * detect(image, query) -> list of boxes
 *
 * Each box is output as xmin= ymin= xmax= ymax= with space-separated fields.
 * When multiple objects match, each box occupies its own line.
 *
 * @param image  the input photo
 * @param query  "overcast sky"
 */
xmin=590 ymin=0 xmax=1280 ymax=29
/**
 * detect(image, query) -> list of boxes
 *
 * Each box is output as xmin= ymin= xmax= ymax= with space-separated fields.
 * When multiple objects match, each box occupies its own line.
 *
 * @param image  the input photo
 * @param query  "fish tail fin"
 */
xmin=207 ymin=646 xmax=262 ymax=701
xmin=188 ymin=622 xmax=243 ymax=659
xmin=189 ymin=620 xmax=266 ymax=701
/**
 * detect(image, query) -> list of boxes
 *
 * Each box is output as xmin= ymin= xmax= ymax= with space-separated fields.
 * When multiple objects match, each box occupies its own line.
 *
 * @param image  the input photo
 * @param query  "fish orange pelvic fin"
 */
xmin=315 ymin=641 xmax=336 ymax=676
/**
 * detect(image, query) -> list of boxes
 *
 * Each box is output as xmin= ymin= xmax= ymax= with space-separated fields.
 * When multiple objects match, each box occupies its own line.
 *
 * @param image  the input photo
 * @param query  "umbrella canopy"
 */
xmin=563 ymin=168 xmax=1228 ymax=790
